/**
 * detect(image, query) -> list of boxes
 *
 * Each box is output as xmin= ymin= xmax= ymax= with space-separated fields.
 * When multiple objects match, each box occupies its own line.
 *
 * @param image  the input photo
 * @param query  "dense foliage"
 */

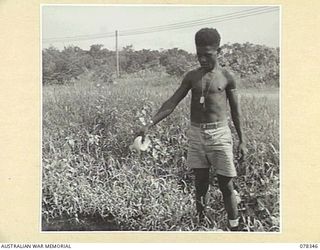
xmin=42 ymin=43 xmax=279 ymax=88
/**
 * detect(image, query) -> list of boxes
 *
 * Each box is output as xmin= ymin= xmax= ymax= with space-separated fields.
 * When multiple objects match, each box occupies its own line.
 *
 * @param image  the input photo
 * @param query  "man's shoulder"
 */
xmin=220 ymin=67 xmax=234 ymax=77
xmin=184 ymin=67 xmax=202 ymax=79
xmin=219 ymin=67 xmax=236 ymax=83
xmin=219 ymin=67 xmax=237 ymax=90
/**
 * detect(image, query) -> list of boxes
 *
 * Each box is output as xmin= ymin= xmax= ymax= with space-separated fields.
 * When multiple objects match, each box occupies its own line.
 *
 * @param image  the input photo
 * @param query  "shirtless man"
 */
xmin=138 ymin=28 xmax=247 ymax=231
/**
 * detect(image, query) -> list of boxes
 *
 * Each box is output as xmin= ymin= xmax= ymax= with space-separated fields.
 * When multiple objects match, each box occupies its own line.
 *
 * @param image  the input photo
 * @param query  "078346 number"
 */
xmin=300 ymin=244 xmax=319 ymax=249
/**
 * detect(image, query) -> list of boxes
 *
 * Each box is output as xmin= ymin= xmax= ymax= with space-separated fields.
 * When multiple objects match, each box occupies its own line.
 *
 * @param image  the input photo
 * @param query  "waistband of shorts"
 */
xmin=191 ymin=120 xmax=228 ymax=129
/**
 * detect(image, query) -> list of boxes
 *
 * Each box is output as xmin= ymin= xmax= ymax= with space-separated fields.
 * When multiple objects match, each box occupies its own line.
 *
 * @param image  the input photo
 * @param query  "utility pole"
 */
xmin=115 ymin=30 xmax=120 ymax=78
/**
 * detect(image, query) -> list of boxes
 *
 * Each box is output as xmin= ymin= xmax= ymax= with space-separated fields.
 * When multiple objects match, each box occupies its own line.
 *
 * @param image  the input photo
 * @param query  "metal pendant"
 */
xmin=200 ymin=96 xmax=205 ymax=104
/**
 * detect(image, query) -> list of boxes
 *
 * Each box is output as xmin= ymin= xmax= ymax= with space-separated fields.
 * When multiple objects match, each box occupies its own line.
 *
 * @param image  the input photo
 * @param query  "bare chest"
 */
xmin=191 ymin=71 xmax=228 ymax=95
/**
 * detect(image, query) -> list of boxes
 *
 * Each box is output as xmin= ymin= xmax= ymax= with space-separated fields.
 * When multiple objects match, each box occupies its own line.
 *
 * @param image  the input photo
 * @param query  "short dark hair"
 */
xmin=195 ymin=28 xmax=221 ymax=48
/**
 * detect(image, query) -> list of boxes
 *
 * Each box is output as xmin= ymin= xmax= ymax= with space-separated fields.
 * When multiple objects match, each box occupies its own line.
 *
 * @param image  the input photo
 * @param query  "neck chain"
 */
xmin=200 ymin=69 xmax=214 ymax=109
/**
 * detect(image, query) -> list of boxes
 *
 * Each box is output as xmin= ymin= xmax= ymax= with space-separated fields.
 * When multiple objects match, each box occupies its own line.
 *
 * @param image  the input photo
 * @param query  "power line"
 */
xmin=43 ymin=32 xmax=115 ymax=43
xmin=44 ymin=31 xmax=115 ymax=41
xmin=43 ymin=6 xmax=278 ymax=44
xmin=43 ymin=7 xmax=277 ymax=42
xmin=120 ymin=7 xmax=278 ymax=36
xmin=45 ymin=6 xmax=270 ymax=41
xmin=43 ymin=6 xmax=273 ymax=42
xmin=119 ymin=6 xmax=275 ymax=35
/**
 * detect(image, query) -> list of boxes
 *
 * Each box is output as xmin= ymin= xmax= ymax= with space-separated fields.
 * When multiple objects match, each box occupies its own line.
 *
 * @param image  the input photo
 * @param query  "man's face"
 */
xmin=196 ymin=46 xmax=219 ymax=71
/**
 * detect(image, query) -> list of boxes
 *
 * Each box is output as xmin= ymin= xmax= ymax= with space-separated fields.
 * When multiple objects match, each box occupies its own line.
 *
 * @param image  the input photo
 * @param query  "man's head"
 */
xmin=195 ymin=28 xmax=221 ymax=71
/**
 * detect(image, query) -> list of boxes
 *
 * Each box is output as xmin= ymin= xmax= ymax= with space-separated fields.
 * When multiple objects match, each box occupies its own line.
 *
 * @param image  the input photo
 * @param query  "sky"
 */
xmin=42 ymin=5 xmax=280 ymax=52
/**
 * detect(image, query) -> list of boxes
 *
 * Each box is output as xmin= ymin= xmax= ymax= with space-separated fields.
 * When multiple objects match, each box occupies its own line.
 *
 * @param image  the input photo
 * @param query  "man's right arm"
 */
xmin=139 ymin=72 xmax=192 ymax=135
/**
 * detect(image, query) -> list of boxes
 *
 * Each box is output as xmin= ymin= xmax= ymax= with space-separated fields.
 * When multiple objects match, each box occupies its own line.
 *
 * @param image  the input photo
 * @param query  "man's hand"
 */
xmin=238 ymin=142 xmax=248 ymax=162
xmin=136 ymin=125 xmax=149 ymax=143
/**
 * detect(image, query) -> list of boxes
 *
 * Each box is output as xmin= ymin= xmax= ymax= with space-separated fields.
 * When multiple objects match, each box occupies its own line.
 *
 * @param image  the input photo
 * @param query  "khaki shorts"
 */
xmin=186 ymin=122 xmax=237 ymax=177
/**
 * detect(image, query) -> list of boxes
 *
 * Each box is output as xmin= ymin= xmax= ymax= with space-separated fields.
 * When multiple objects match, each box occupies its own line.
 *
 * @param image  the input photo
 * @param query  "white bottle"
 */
xmin=129 ymin=136 xmax=151 ymax=153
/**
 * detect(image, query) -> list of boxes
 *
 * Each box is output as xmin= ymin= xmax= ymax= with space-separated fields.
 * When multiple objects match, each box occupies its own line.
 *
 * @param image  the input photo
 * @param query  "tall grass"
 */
xmin=42 ymin=74 xmax=279 ymax=231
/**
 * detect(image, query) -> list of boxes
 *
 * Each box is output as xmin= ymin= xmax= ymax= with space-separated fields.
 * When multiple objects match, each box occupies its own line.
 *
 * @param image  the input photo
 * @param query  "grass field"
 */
xmin=42 ymin=73 xmax=280 ymax=231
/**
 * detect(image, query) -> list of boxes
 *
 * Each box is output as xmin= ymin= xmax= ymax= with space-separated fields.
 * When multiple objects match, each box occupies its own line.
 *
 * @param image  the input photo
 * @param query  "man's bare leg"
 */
xmin=194 ymin=168 xmax=209 ymax=220
xmin=217 ymin=174 xmax=239 ymax=229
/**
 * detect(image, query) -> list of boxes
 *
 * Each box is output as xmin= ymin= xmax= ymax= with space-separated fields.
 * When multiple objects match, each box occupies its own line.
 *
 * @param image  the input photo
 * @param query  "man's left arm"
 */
xmin=225 ymin=70 xmax=247 ymax=160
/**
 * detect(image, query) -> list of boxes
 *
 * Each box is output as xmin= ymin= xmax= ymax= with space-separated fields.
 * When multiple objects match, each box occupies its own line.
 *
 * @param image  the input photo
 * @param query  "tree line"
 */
xmin=42 ymin=43 xmax=279 ymax=87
